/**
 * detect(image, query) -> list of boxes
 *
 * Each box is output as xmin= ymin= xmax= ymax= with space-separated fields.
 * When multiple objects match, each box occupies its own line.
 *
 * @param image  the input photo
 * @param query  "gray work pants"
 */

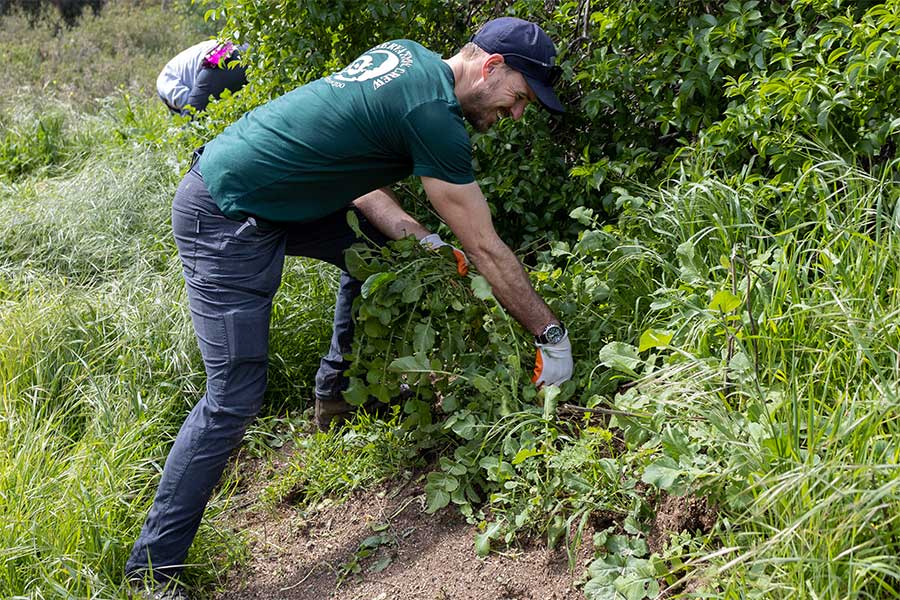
xmin=125 ymin=161 xmax=385 ymax=583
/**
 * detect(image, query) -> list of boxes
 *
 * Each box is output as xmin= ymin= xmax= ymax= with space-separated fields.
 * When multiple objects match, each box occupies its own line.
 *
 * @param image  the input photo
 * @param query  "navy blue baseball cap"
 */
xmin=471 ymin=17 xmax=564 ymax=114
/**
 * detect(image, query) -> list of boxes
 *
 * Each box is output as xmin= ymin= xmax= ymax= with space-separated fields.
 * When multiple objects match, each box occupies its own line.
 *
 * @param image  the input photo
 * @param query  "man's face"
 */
xmin=461 ymin=62 xmax=535 ymax=133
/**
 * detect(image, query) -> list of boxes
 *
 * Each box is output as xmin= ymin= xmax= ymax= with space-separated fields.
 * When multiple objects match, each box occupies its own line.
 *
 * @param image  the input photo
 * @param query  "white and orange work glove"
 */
xmin=532 ymin=332 xmax=573 ymax=388
xmin=420 ymin=233 xmax=468 ymax=276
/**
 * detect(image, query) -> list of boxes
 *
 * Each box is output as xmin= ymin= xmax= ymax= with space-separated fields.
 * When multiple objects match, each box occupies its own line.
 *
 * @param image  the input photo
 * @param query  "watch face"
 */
xmin=545 ymin=325 xmax=565 ymax=345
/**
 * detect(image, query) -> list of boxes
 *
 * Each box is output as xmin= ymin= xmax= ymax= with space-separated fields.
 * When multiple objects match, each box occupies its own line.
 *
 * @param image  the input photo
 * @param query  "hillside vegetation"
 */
xmin=1 ymin=0 xmax=899 ymax=599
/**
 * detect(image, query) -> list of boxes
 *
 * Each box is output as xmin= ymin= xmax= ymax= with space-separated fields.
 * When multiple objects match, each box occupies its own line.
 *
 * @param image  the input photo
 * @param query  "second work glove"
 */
xmin=420 ymin=233 xmax=468 ymax=276
xmin=532 ymin=332 xmax=573 ymax=388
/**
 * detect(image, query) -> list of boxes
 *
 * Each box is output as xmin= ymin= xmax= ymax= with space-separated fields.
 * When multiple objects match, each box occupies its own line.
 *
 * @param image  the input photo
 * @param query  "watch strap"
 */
xmin=535 ymin=323 xmax=566 ymax=345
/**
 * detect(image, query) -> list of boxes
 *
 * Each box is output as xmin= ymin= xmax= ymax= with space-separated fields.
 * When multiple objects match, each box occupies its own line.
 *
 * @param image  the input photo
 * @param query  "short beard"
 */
xmin=460 ymin=84 xmax=496 ymax=133
xmin=463 ymin=110 xmax=492 ymax=133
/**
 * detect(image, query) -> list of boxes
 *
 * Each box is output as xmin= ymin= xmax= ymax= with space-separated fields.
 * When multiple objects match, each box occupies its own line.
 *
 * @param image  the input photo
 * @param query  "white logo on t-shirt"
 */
xmin=328 ymin=42 xmax=415 ymax=90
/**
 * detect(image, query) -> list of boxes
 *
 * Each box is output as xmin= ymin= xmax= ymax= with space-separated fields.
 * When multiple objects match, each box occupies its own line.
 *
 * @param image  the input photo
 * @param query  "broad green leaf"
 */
xmin=592 ymin=531 xmax=609 ymax=551
xmin=569 ymin=206 xmax=595 ymax=226
xmin=676 ymin=241 xmax=707 ymax=283
xmin=584 ymin=275 xmax=610 ymax=302
xmin=709 ymin=290 xmax=741 ymax=312
xmin=388 ymin=353 xmax=431 ymax=373
xmin=368 ymin=556 xmax=392 ymax=573
xmin=583 ymin=578 xmax=619 ymax=600
xmin=587 ymin=555 xmax=625 ymax=579
xmin=401 ymin=283 xmax=423 ymax=303
xmin=413 ymin=322 xmax=435 ymax=354
xmin=439 ymin=457 xmax=467 ymax=476
xmin=474 ymin=522 xmax=502 ymax=557
xmin=563 ymin=473 xmax=593 ymax=494
xmin=623 ymin=515 xmax=641 ymax=535
xmin=448 ymin=411 xmax=478 ymax=440
xmin=479 ymin=456 xmax=499 ymax=470
xmin=598 ymin=342 xmax=642 ymax=374
xmin=360 ymin=533 xmax=390 ymax=549
xmin=450 ymin=486 xmax=466 ymax=505
xmin=471 ymin=375 xmax=494 ymax=393
xmin=363 ymin=318 xmax=388 ymax=337
xmin=661 ymin=427 xmax=694 ymax=461
xmin=345 ymin=209 xmax=361 ymax=237
xmin=344 ymin=246 xmax=378 ymax=280
xmin=425 ymin=487 xmax=450 ymax=513
xmin=641 ymin=456 xmax=681 ymax=491
xmin=512 ymin=447 xmax=542 ymax=465
xmin=605 ymin=535 xmax=648 ymax=558
xmin=638 ymin=329 xmax=673 ymax=352
xmin=471 ymin=275 xmax=494 ymax=300
xmin=616 ymin=569 xmax=659 ymax=600
xmin=576 ymin=230 xmax=606 ymax=254
xmin=441 ymin=394 xmax=459 ymax=412
xmin=729 ymin=351 xmax=753 ymax=374
xmin=343 ymin=377 xmax=369 ymax=407
xmin=442 ymin=475 xmax=459 ymax=493
xmin=361 ymin=271 xmax=396 ymax=299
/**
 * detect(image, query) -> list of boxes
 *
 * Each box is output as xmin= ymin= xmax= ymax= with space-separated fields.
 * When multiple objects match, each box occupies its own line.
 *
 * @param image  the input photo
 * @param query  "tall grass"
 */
xmin=609 ymin=149 xmax=900 ymax=597
xmin=0 ymin=270 xmax=196 ymax=598
xmin=0 ymin=1 xmax=216 ymax=105
xmin=0 ymin=90 xmax=340 ymax=596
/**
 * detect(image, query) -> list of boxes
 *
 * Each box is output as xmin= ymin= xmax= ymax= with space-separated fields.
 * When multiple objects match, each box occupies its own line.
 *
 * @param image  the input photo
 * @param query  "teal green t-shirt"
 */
xmin=199 ymin=40 xmax=475 ymax=222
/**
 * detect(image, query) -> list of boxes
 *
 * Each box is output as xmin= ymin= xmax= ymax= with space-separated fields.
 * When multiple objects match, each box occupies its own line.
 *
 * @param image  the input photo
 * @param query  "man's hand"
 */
xmin=532 ymin=332 xmax=573 ymax=388
xmin=420 ymin=233 xmax=469 ymax=276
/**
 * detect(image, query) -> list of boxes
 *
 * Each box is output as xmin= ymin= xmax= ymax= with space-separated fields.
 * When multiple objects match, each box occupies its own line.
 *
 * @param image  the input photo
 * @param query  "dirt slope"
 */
xmin=216 ymin=462 xmax=588 ymax=600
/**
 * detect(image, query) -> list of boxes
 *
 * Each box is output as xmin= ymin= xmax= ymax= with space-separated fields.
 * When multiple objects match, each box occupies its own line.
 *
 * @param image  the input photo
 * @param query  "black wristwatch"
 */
xmin=535 ymin=322 xmax=566 ymax=345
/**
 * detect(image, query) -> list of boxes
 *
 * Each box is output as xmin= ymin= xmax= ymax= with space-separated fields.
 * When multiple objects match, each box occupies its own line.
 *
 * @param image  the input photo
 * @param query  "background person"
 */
xmin=156 ymin=40 xmax=248 ymax=115
xmin=128 ymin=17 xmax=572 ymax=598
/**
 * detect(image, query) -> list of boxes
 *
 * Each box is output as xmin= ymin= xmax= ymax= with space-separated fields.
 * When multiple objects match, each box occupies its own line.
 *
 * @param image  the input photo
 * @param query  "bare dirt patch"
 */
xmin=648 ymin=493 xmax=717 ymax=554
xmin=214 ymin=450 xmax=588 ymax=600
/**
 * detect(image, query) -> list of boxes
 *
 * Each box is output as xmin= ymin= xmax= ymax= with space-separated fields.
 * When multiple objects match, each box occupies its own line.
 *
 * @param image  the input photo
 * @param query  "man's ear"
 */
xmin=481 ymin=53 xmax=506 ymax=79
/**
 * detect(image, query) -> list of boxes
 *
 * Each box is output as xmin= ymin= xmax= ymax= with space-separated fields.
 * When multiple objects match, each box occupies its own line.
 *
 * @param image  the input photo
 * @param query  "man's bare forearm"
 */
xmin=353 ymin=188 xmax=430 ymax=241
xmin=420 ymin=177 xmax=560 ymax=337
xmin=466 ymin=236 xmax=558 ymax=336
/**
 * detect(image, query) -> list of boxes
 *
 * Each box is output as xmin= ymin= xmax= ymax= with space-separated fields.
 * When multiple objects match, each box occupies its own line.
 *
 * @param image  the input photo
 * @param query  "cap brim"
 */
xmin=524 ymin=74 xmax=564 ymax=115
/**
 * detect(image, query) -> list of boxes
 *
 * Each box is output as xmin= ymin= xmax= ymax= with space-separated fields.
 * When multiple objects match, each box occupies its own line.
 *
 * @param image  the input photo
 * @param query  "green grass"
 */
xmin=597 ymin=150 xmax=900 ymax=597
xmin=0 ymin=86 xmax=340 ymax=598
xmin=259 ymin=412 xmax=422 ymax=509
xmin=0 ymin=1 xmax=216 ymax=106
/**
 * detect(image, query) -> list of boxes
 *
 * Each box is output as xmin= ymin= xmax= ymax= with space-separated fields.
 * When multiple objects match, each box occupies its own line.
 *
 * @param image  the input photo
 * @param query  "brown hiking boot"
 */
xmin=314 ymin=385 xmax=410 ymax=431
xmin=314 ymin=395 xmax=358 ymax=431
